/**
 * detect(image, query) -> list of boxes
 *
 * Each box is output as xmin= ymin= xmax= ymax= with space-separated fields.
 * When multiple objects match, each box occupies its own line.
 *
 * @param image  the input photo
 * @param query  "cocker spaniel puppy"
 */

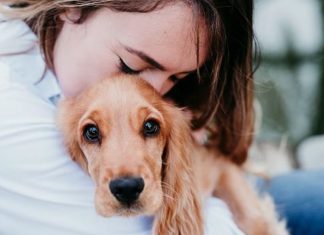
xmin=57 ymin=75 xmax=203 ymax=235
xmin=57 ymin=75 xmax=288 ymax=235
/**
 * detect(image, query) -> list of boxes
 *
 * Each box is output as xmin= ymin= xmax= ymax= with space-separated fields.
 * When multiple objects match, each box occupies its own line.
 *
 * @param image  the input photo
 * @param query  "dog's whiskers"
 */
xmin=160 ymin=181 xmax=177 ymax=192
xmin=162 ymin=193 xmax=175 ymax=201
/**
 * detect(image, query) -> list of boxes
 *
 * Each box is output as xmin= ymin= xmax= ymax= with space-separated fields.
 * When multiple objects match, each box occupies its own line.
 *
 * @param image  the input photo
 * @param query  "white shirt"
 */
xmin=0 ymin=13 xmax=244 ymax=235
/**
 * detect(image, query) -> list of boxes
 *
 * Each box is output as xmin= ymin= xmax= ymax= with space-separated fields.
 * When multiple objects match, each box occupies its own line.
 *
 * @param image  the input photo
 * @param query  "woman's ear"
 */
xmin=153 ymin=105 xmax=204 ymax=235
xmin=59 ymin=8 xmax=82 ymax=23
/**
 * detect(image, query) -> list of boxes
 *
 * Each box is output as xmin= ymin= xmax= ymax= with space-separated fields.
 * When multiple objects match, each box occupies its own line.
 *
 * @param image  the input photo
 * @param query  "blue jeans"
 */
xmin=258 ymin=169 xmax=324 ymax=235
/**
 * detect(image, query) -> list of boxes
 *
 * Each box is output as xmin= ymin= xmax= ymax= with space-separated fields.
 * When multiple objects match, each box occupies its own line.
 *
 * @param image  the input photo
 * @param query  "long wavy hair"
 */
xmin=2 ymin=0 xmax=256 ymax=164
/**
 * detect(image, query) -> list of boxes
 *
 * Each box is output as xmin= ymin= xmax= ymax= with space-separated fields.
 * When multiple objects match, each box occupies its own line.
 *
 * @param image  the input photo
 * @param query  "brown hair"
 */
xmin=2 ymin=0 xmax=256 ymax=164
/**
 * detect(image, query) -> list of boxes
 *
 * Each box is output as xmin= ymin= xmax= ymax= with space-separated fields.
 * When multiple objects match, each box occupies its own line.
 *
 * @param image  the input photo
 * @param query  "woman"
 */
xmin=0 ymin=0 xmax=282 ymax=234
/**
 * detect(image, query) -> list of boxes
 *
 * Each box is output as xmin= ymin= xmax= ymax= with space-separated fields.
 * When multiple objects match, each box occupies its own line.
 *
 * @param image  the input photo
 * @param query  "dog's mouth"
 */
xmin=95 ymin=196 xmax=145 ymax=217
xmin=115 ymin=201 xmax=144 ymax=216
xmin=95 ymin=175 xmax=148 ymax=217
xmin=95 ymin=186 xmax=163 ymax=218
xmin=95 ymin=175 xmax=163 ymax=217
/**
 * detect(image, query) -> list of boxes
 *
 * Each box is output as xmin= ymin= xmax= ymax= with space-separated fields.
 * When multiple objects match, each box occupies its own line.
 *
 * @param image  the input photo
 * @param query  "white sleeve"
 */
xmin=204 ymin=198 xmax=246 ymax=235
xmin=0 ymin=61 xmax=11 ymax=87
xmin=0 ymin=13 xmax=36 ymax=55
xmin=0 ymin=81 xmax=244 ymax=235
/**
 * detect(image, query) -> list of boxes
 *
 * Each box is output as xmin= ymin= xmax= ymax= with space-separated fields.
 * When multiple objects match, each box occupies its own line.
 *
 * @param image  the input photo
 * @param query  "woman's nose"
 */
xmin=140 ymin=72 xmax=174 ymax=95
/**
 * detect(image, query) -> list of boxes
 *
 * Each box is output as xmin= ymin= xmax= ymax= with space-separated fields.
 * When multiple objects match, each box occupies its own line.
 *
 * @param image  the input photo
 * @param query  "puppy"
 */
xmin=58 ymin=75 xmax=203 ymax=235
xmin=57 ymin=75 xmax=288 ymax=235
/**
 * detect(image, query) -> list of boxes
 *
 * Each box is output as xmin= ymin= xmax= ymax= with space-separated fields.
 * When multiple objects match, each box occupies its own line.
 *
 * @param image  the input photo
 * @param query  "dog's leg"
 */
xmin=213 ymin=158 xmax=288 ymax=235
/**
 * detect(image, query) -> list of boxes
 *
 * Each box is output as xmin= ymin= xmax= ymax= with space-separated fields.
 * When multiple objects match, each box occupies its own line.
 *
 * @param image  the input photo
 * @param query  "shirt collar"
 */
xmin=34 ymin=69 xmax=63 ymax=106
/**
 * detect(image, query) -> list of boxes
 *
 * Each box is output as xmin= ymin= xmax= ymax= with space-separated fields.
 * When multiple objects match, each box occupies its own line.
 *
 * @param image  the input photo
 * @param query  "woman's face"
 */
xmin=53 ymin=2 xmax=208 ymax=97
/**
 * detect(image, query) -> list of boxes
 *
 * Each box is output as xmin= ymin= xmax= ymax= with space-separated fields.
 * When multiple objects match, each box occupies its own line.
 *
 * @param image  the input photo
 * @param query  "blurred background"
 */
xmin=250 ymin=0 xmax=324 ymax=175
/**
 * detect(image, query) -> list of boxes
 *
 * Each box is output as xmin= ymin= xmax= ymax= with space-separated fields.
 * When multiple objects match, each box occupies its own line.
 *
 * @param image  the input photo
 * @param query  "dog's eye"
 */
xmin=143 ymin=119 xmax=160 ymax=137
xmin=83 ymin=124 xmax=101 ymax=143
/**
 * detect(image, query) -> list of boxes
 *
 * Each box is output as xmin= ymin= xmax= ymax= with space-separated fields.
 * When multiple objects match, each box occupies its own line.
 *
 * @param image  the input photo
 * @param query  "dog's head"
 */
xmin=58 ymin=75 xmax=202 ymax=233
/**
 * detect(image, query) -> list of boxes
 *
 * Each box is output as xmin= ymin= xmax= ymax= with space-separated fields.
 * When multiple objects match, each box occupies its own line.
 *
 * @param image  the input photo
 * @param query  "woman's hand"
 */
xmin=182 ymin=109 xmax=210 ymax=146
xmin=192 ymin=128 xmax=210 ymax=145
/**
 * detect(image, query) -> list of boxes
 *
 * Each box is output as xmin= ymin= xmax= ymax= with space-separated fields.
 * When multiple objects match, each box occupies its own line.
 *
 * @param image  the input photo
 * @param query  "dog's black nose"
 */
xmin=109 ymin=177 xmax=144 ymax=205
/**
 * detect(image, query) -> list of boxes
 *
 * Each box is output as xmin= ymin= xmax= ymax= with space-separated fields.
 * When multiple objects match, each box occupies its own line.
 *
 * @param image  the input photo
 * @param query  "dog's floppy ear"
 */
xmin=154 ymin=105 xmax=203 ymax=235
xmin=57 ymin=98 xmax=88 ymax=172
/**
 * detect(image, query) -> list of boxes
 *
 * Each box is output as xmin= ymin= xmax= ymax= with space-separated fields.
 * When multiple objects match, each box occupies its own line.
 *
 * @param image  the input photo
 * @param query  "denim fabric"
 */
xmin=257 ymin=169 xmax=324 ymax=235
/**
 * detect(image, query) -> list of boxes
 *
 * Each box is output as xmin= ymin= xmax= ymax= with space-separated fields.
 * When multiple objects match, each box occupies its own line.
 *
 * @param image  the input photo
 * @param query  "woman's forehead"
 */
xmin=91 ymin=3 xmax=208 ymax=72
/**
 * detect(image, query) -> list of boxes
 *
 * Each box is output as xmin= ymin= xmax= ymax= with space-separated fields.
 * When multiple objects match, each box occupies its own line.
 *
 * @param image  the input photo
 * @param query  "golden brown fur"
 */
xmin=58 ymin=75 xmax=203 ymax=235
xmin=192 ymin=146 xmax=288 ymax=235
xmin=57 ymin=75 xmax=287 ymax=235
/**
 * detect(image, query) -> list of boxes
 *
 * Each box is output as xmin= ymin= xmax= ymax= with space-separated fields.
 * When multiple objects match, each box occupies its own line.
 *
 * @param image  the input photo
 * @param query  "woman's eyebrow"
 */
xmin=123 ymin=45 xmax=166 ymax=71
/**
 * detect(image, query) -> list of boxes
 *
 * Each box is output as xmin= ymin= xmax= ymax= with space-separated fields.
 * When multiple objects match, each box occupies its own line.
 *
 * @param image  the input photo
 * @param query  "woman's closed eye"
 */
xmin=119 ymin=58 xmax=141 ymax=75
xmin=118 ymin=57 xmax=185 ymax=85
xmin=169 ymin=75 xmax=179 ymax=83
